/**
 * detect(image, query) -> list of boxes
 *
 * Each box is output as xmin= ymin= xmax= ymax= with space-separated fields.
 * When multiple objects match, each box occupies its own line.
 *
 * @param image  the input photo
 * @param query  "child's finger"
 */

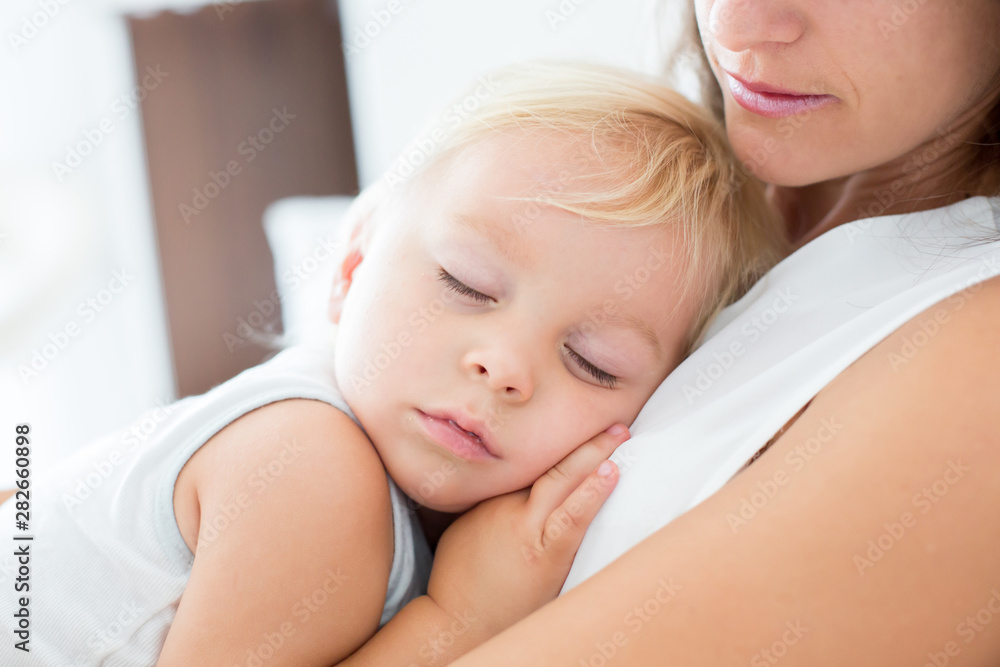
xmin=526 ymin=424 xmax=629 ymax=525
xmin=536 ymin=459 xmax=619 ymax=564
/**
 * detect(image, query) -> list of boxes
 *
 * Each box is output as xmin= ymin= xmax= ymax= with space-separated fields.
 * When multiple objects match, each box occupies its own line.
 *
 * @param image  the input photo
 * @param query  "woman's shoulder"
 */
xmin=798 ymin=271 xmax=1000 ymax=460
xmin=683 ymin=272 xmax=1000 ymax=660
xmin=766 ymin=270 xmax=1000 ymax=454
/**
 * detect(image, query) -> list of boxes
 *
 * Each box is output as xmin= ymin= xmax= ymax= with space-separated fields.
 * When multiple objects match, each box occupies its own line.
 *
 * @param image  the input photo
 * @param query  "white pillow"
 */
xmin=262 ymin=196 xmax=355 ymax=345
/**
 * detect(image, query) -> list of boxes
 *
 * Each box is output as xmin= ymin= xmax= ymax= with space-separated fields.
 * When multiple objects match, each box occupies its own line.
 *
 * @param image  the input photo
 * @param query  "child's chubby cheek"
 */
xmin=515 ymin=398 xmax=619 ymax=469
xmin=335 ymin=318 xmax=447 ymax=437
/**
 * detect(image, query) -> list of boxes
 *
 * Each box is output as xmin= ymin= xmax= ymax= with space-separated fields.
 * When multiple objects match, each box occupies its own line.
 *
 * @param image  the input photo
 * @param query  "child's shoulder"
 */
xmin=175 ymin=397 xmax=392 ymax=558
xmin=163 ymin=398 xmax=396 ymax=663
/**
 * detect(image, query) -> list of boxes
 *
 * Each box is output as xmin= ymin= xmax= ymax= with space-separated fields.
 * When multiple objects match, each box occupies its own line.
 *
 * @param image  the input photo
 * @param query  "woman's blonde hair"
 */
xmin=385 ymin=60 xmax=788 ymax=351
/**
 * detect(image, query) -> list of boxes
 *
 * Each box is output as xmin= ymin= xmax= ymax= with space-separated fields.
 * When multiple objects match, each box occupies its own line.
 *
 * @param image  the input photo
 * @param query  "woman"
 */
xmin=436 ymin=1 xmax=1000 ymax=664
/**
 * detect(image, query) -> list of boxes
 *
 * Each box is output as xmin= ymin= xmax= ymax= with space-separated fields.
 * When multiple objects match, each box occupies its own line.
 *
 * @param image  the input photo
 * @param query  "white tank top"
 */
xmin=0 ymin=340 xmax=432 ymax=666
xmin=565 ymin=195 xmax=1000 ymax=590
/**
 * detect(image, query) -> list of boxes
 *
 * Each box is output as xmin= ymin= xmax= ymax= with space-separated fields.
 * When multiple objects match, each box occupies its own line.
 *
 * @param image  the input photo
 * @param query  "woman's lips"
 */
xmin=724 ymin=72 xmax=837 ymax=119
xmin=417 ymin=410 xmax=499 ymax=462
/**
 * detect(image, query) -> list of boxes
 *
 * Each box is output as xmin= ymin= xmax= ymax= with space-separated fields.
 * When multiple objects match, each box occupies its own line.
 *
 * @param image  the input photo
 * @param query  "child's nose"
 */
xmin=463 ymin=348 xmax=534 ymax=402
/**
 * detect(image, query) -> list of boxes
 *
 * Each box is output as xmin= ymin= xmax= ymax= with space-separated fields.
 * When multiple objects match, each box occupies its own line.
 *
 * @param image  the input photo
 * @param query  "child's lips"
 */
xmin=416 ymin=409 xmax=500 ymax=461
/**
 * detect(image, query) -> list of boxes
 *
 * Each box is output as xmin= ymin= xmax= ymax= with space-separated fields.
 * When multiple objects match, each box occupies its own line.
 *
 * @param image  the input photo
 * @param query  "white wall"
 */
xmin=338 ymin=0 xmax=662 ymax=187
xmin=0 ymin=2 xmax=176 ymax=476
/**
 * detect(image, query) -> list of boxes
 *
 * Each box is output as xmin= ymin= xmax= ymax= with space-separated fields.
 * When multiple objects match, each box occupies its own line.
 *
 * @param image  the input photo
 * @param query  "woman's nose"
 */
xmin=463 ymin=347 xmax=534 ymax=402
xmin=707 ymin=0 xmax=806 ymax=53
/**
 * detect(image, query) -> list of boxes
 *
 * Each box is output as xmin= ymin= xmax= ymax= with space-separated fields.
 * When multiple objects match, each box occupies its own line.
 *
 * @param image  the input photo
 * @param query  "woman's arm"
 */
xmin=453 ymin=276 xmax=1000 ymax=666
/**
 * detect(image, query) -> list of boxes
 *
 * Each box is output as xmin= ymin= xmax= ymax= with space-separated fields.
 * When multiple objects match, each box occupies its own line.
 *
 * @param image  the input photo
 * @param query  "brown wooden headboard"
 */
xmin=128 ymin=0 xmax=357 ymax=398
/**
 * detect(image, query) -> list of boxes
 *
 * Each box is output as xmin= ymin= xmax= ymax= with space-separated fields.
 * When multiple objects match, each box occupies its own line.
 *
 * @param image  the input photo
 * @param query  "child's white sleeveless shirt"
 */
xmin=0 ymin=340 xmax=432 ymax=666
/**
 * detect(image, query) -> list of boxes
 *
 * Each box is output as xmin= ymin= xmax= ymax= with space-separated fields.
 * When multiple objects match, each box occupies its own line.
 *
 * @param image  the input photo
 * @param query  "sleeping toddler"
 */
xmin=0 ymin=61 xmax=784 ymax=666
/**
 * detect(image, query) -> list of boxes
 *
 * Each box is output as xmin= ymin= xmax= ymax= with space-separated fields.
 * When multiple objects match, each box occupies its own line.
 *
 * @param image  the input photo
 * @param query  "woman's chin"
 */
xmin=724 ymin=116 xmax=847 ymax=188
xmin=731 ymin=141 xmax=841 ymax=188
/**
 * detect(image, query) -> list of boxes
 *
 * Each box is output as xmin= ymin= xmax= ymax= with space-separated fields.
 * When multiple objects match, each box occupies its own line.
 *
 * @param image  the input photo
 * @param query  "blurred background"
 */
xmin=0 ymin=0 xmax=675 ymax=479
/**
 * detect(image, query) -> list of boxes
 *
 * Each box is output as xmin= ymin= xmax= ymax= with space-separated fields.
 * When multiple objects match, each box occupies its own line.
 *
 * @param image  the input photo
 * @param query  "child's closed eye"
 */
xmin=438 ymin=268 xmax=494 ymax=304
xmin=564 ymin=345 xmax=619 ymax=389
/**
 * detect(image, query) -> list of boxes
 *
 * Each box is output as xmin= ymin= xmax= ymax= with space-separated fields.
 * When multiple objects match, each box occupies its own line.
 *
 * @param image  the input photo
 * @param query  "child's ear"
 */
xmin=328 ymin=241 xmax=364 ymax=324
xmin=328 ymin=184 xmax=387 ymax=324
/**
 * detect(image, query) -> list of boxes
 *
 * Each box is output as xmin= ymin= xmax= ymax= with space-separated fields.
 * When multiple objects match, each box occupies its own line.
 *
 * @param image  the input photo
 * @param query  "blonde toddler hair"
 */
xmin=380 ymin=61 xmax=788 ymax=351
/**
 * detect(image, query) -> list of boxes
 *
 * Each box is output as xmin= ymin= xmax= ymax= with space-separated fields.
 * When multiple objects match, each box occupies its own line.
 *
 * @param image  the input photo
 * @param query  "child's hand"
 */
xmin=427 ymin=424 xmax=629 ymax=641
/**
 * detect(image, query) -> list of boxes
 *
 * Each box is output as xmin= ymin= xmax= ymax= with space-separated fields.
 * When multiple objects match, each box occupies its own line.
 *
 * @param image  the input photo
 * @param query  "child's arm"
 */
xmin=159 ymin=396 xmax=623 ymax=666
xmin=157 ymin=399 xmax=395 ymax=666
xmin=337 ymin=424 xmax=628 ymax=666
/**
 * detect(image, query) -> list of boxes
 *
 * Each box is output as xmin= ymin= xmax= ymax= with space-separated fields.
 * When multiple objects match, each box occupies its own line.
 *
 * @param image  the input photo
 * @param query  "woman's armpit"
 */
xmin=735 ymin=400 xmax=812 ymax=476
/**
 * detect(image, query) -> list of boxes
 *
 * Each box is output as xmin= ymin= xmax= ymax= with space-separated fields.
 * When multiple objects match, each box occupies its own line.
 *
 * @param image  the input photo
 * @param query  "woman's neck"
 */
xmin=773 ymin=93 xmax=997 ymax=249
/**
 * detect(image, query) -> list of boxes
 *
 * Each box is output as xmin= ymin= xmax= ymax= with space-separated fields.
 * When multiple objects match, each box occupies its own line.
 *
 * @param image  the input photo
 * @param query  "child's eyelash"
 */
xmin=437 ymin=268 xmax=494 ymax=304
xmin=564 ymin=346 xmax=619 ymax=390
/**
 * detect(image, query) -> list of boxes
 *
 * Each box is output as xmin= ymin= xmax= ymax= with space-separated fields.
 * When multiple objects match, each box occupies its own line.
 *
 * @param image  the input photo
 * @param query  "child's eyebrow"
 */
xmin=600 ymin=310 xmax=664 ymax=362
xmin=453 ymin=214 xmax=529 ymax=268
